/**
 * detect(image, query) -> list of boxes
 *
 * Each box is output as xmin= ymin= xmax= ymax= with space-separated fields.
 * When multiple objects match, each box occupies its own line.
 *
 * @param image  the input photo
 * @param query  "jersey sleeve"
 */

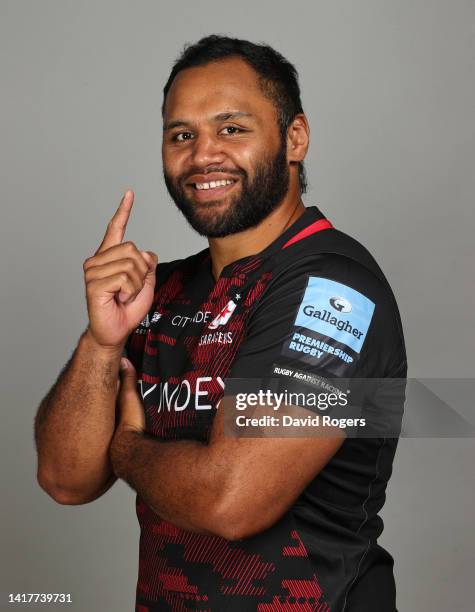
xmin=227 ymin=253 xmax=405 ymax=392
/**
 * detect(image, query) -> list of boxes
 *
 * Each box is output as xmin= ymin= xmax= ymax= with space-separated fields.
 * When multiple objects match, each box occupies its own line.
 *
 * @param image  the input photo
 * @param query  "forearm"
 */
xmin=110 ymin=431 xmax=230 ymax=535
xmin=35 ymin=328 xmax=124 ymax=502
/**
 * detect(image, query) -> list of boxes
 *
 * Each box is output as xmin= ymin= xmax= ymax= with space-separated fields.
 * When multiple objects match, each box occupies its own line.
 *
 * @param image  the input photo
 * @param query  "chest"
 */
xmin=128 ymin=264 xmax=272 ymax=441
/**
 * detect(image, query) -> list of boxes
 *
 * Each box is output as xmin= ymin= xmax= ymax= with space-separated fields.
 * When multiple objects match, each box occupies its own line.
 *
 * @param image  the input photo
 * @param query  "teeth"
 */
xmin=195 ymin=179 xmax=234 ymax=190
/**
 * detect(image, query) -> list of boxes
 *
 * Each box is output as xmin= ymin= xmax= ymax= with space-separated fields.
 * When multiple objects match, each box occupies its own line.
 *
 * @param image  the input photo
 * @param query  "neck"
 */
xmin=208 ymin=195 xmax=306 ymax=281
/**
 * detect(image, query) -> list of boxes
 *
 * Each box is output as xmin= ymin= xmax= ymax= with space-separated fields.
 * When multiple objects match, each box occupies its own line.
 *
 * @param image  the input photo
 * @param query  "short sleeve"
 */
xmin=227 ymin=253 xmax=405 ymax=389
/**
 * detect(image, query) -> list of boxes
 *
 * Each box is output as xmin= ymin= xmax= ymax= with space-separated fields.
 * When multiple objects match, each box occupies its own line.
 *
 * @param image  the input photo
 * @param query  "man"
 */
xmin=35 ymin=35 xmax=406 ymax=611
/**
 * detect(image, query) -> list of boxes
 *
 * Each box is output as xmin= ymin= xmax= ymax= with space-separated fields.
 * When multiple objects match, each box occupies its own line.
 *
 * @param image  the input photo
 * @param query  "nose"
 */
xmin=189 ymin=132 xmax=225 ymax=168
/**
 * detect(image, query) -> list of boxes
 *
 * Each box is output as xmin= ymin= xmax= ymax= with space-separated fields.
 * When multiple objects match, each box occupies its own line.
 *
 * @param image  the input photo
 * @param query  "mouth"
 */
xmin=187 ymin=178 xmax=239 ymax=201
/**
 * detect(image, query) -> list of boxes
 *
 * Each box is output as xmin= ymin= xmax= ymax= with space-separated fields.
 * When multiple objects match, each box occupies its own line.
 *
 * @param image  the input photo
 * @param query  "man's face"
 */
xmin=162 ymin=57 xmax=290 ymax=238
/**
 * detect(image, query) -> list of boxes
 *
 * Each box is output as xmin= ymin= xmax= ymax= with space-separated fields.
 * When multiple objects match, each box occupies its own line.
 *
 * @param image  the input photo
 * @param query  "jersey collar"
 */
xmin=215 ymin=206 xmax=329 ymax=276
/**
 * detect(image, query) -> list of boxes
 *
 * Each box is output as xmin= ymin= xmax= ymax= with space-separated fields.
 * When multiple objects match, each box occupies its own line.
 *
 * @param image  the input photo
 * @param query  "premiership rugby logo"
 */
xmin=329 ymin=296 xmax=352 ymax=313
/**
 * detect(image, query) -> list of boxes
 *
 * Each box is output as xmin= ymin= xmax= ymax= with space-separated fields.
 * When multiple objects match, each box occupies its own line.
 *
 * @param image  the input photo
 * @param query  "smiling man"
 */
xmin=35 ymin=36 xmax=406 ymax=611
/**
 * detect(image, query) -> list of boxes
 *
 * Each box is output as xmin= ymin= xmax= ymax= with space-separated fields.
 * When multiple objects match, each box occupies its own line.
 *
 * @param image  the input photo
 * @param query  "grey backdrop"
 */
xmin=1 ymin=1 xmax=474 ymax=610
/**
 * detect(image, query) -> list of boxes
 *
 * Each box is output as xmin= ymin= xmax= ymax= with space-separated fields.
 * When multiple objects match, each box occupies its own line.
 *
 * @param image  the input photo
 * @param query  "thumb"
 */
xmin=119 ymin=357 xmax=137 ymax=387
xmin=117 ymin=357 xmax=144 ymax=433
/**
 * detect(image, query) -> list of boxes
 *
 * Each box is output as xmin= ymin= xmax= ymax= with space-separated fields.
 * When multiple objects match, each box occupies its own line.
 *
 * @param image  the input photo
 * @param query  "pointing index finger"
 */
xmin=96 ymin=190 xmax=134 ymax=254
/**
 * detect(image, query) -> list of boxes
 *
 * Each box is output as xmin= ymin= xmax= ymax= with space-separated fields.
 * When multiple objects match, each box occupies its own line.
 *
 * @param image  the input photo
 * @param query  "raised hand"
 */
xmin=83 ymin=190 xmax=158 ymax=349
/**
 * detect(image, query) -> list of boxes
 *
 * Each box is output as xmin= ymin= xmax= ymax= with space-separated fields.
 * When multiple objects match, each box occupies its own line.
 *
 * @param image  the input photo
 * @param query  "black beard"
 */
xmin=163 ymin=141 xmax=290 ymax=238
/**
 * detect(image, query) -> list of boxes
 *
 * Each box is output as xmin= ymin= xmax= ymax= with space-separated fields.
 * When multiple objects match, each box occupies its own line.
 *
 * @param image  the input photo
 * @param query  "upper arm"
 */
xmin=208 ymin=402 xmax=344 ymax=540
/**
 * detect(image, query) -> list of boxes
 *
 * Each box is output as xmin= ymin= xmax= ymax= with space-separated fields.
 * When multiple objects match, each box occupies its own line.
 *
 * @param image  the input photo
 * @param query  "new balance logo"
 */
xmin=141 ymin=312 xmax=162 ymax=326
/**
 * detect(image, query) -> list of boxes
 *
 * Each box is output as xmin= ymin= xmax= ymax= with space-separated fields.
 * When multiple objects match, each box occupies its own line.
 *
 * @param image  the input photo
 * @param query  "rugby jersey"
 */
xmin=125 ymin=206 xmax=407 ymax=611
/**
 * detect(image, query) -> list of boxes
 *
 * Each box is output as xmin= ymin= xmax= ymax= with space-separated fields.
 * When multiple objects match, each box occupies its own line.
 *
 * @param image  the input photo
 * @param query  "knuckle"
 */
xmin=123 ymin=241 xmax=136 ymax=253
xmin=123 ymin=258 xmax=137 ymax=272
xmin=85 ymin=278 xmax=96 ymax=293
xmin=83 ymin=257 xmax=92 ymax=271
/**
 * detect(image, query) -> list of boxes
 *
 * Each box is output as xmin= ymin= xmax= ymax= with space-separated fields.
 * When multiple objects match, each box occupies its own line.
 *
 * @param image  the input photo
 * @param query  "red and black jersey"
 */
xmin=125 ymin=206 xmax=407 ymax=611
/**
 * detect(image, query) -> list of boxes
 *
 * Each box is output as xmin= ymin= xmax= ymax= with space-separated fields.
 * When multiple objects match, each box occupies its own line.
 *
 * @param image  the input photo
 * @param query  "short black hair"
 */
xmin=162 ymin=35 xmax=308 ymax=194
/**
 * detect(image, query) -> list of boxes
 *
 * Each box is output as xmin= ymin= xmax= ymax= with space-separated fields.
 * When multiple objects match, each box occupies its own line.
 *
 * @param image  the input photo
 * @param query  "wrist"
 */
xmin=81 ymin=327 xmax=126 ymax=359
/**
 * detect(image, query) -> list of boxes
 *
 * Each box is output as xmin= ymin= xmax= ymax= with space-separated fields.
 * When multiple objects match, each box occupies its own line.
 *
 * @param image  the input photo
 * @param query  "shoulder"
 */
xmin=265 ymin=237 xmax=390 ymax=310
xmin=282 ymin=225 xmax=382 ymax=265
xmin=255 ymin=250 xmax=396 ymax=342
xmin=256 ymin=232 xmax=406 ymax=376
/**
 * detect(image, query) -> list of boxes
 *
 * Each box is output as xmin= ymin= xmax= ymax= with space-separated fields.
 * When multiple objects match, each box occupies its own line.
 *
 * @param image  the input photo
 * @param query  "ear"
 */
xmin=287 ymin=113 xmax=310 ymax=163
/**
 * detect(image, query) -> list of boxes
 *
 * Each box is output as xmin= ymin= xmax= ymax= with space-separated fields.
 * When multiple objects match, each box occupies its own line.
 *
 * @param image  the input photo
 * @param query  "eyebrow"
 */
xmin=164 ymin=112 xmax=254 ymax=131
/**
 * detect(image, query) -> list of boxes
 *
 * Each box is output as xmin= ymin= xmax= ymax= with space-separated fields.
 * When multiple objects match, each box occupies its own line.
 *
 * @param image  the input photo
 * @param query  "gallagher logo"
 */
xmin=329 ymin=296 xmax=352 ymax=313
xmin=208 ymin=300 xmax=237 ymax=329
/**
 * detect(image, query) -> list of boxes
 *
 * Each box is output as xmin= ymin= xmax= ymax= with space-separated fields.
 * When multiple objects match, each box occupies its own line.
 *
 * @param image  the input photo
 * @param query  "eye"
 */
xmin=220 ymin=126 xmax=244 ymax=135
xmin=173 ymin=131 xmax=194 ymax=142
